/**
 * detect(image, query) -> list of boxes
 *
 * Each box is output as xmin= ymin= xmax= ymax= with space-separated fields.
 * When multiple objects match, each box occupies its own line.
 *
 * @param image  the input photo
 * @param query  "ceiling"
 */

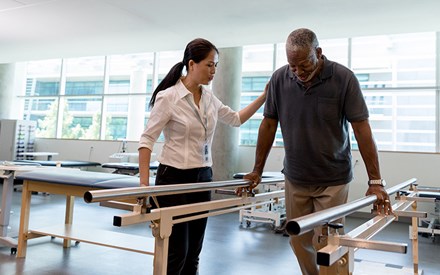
xmin=1 ymin=0 xmax=439 ymax=64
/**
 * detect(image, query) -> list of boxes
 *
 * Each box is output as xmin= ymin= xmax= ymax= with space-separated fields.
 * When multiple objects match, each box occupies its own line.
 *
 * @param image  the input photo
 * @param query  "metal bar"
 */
xmin=285 ymin=178 xmax=417 ymax=236
xmin=99 ymin=201 xmax=138 ymax=212
xmin=345 ymin=215 xmax=396 ymax=241
xmin=394 ymin=210 xmax=427 ymax=218
xmin=84 ymin=178 xmax=284 ymax=203
xmin=114 ymin=211 xmax=160 ymax=227
xmin=114 ymin=190 xmax=284 ymax=227
xmin=338 ymin=237 xmax=407 ymax=253
xmin=316 ymin=199 xmax=420 ymax=267
xmin=400 ymin=196 xmax=436 ymax=203
xmin=417 ymin=186 xmax=440 ymax=192
xmin=416 ymin=191 xmax=440 ymax=199
xmin=317 ymin=214 xmax=396 ymax=266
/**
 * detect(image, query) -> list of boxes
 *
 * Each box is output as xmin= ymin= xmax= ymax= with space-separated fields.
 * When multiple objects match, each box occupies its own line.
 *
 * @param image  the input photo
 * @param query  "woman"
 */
xmin=138 ymin=38 xmax=266 ymax=275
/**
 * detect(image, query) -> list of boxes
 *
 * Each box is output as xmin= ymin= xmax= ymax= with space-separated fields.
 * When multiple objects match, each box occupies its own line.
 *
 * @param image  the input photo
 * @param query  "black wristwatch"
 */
xmin=368 ymin=179 xmax=386 ymax=187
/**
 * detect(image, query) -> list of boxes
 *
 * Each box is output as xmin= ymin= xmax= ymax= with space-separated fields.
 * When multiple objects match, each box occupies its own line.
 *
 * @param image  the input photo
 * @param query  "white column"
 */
xmin=0 ymin=63 xmax=26 ymax=119
xmin=211 ymin=47 xmax=242 ymax=181
xmin=126 ymin=70 xmax=147 ymax=141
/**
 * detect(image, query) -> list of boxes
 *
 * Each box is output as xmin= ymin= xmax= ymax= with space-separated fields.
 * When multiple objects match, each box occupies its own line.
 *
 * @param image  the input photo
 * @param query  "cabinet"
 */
xmin=0 ymin=119 xmax=36 ymax=161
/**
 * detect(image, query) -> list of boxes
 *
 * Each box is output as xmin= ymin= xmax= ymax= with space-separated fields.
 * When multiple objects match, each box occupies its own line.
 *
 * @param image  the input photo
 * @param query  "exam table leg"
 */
xmin=17 ymin=180 xmax=32 ymax=258
xmin=63 ymin=195 xmax=75 ymax=248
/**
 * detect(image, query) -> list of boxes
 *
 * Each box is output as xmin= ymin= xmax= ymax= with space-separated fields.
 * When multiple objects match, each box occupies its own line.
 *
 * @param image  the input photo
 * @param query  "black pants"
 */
xmin=154 ymin=164 xmax=212 ymax=275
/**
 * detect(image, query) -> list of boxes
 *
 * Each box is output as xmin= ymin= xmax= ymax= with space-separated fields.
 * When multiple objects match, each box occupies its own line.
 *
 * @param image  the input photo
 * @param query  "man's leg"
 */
xmin=285 ymin=177 xmax=349 ymax=275
xmin=285 ymin=177 xmax=318 ymax=275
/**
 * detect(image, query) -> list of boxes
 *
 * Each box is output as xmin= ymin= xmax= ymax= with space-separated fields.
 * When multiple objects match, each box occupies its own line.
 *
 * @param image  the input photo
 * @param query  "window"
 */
xmin=18 ymin=31 xmax=440 ymax=153
xmin=22 ymin=54 xmax=157 ymax=140
xmin=351 ymin=32 xmax=437 ymax=152
xmin=23 ymin=59 xmax=62 ymax=136
xmin=106 ymin=117 xmax=128 ymax=140
xmin=241 ymin=45 xmax=275 ymax=145
xmin=34 ymin=81 xmax=59 ymax=96
xmin=320 ymin=38 xmax=349 ymax=67
xmin=351 ymin=33 xmax=436 ymax=88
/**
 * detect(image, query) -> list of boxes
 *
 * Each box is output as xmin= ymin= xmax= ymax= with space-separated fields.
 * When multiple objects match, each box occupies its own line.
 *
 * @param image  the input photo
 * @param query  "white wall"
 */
xmin=36 ymin=138 xmax=438 ymax=212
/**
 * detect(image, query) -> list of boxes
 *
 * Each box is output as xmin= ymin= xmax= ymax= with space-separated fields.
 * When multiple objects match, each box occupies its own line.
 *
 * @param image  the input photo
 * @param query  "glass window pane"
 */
xmin=23 ymin=59 xmax=62 ymax=133
xmin=64 ymin=56 xmax=105 ymax=95
xmin=240 ymin=118 xmax=263 ymax=145
xmin=241 ymin=45 xmax=274 ymax=146
xmin=103 ymin=96 xmax=128 ymax=140
xmin=320 ymin=38 xmax=349 ymax=67
xmin=157 ymin=50 xmax=183 ymax=77
xmin=242 ymin=44 xmax=274 ymax=72
xmin=107 ymin=53 xmax=155 ymax=94
xmin=62 ymin=97 xmax=102 ymax=139
xmin=354 ymin=89 xmax=436 ymax=153
xmin=106 ymin=96 xmax=129 ymax=112
xmin=150 ymin=50 xmax=182 ymax=111
xmin=106 ymin=117 xmax=128 ymax=140
xmin=25 ymin=59 xmax=62 ymax=96
xmin=65 ymin=80 xmax=103 ymax=95
xmin=32 ymin=98 xmax=59 ymax=138
xmin=275 ymin=43 xmax=287 ymax=70
xmin=108 ymin=80 xmax=130 ymax=94
xmin=351 ymin=32 xmax=436 ymax=88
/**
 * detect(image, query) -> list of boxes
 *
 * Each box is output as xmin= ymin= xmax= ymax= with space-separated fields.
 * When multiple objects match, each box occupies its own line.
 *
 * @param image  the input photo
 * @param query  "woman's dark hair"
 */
xmin=149 ymin=38 xmax=219 ymax=108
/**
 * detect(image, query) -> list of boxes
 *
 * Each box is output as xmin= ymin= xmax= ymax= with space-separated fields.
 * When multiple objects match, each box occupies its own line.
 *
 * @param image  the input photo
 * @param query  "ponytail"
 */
xmin=149 ymin=61 xmax=185 ymax=108
xmin=149 ymin=38 xmax=218 ymax=109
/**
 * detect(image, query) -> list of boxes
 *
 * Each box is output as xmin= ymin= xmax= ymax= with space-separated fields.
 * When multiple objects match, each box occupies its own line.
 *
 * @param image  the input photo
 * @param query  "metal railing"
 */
xmin=84 ymin=177 xmax=283 ymax=203
xmin=285 ymin=178 xmax=417 ymax=235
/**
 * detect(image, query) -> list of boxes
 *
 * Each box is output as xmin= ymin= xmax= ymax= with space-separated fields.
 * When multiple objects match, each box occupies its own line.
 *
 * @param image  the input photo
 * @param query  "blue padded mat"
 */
xmin=15 ymin=168 xmax=134 ymax=188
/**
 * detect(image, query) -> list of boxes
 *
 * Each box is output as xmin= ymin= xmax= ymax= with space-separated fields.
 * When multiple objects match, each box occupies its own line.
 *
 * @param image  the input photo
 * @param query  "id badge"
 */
xmin=202 ymin=142 xmax=211 ymax=164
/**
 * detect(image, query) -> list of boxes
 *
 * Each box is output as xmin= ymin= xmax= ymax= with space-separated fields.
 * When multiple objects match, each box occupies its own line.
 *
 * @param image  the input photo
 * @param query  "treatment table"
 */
xmin=233 ymin=172 xmax=286 ymax=228
xmin=101 ymin=161 xmax=159 ymax=176
xmin=14 ymin=168 xmax=155 ymax=258
xmin=11 ymin=160 xmax=102 ymax=193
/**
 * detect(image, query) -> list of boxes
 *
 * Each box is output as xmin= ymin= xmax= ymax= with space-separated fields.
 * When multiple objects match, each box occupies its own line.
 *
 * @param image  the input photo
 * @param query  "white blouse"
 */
xmin=139 ymin=79 xmax=241 ymax=169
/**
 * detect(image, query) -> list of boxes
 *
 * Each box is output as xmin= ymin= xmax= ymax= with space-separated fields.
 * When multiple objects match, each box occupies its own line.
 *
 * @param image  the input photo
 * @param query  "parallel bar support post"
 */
xmin=411 ymin=199 xmax=419 ymax=274
xmin=153 ymin=235 xmax=169 ymax=275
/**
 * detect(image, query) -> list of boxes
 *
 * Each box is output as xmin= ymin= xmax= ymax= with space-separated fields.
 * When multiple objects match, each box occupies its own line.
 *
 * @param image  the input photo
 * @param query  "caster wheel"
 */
xmin=246 ymin=220 xmax=251 ymax=227
xmin=11 ymin=247 xmax=17 ymax=255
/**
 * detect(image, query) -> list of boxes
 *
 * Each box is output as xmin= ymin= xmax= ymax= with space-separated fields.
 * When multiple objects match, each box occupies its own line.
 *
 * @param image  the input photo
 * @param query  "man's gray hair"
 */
xmin=286 ymin=28 xmax=319 ymax=51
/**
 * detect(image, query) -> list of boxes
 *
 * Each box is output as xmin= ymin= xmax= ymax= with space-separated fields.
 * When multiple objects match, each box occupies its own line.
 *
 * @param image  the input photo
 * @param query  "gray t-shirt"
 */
xmin=265 ymin=56 xmax=369 ymax=186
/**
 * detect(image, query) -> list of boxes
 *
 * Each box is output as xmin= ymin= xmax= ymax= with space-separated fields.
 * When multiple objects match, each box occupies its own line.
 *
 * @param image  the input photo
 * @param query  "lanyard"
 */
xmin=185 ymin=94 xmax=208 ymax=141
